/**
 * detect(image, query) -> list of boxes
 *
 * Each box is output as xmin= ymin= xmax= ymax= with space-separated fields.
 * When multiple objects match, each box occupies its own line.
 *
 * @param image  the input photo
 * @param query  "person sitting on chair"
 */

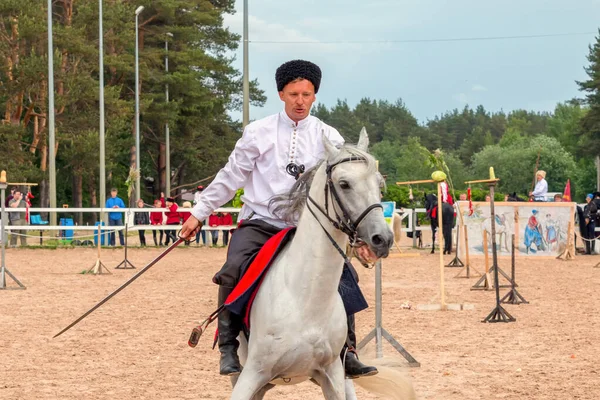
xmin=180 ymin=59 xmax=378 ymax=379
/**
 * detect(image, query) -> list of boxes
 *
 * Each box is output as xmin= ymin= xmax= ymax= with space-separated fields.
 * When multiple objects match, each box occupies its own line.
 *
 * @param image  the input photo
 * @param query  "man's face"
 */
xmin=278 ymin=79 xmax=316 ymax=123
xmin=111 ymin=191 xmax=117 ymax=198
xmin=13 ymin=191 xmax=21 ymax=200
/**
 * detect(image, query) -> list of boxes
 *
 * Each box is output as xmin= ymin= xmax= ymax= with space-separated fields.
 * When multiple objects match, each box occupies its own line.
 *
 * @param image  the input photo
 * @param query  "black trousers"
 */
xmin=213 ymin=219 xmax=282 ymax=287
xmin=585 ymin=221 xmax=596 ymax=254
xmin=152 ymin=229 xmax=164 ymax=245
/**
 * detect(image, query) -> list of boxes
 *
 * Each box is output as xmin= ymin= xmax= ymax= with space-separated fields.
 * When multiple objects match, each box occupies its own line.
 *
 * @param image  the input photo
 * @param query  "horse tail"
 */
xmin=352 ymin=360 xmax=417 ymax=399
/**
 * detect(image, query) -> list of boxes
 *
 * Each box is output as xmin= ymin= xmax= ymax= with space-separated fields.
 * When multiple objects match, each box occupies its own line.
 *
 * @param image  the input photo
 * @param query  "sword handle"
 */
xmin=188 ymin=325 xmax=204 ymax=348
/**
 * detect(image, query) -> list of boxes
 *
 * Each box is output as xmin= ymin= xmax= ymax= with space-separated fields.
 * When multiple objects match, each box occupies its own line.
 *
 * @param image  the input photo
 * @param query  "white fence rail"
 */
xmin=0 ymin=206 xmax=434 ymax=246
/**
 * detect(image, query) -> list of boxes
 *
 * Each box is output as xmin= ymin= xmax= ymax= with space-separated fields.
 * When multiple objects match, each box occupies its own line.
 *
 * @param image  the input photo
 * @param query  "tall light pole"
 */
xmin=242 ymin=0 xmax=249 ymax=128
xmin=165 ymin=32 xmax=173 ymax=197
xmin=134 ymin=5 xmax=144 ymax=202
xmin=99 ymin=0 xmax=106 ymax=228
xmin=47 ymin=0 xmax=56 ymax=226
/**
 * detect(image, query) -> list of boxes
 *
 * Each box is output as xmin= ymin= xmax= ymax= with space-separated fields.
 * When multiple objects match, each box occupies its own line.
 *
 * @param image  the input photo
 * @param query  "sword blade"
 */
xmin=53 ymin=238 xmax=184 ymax=338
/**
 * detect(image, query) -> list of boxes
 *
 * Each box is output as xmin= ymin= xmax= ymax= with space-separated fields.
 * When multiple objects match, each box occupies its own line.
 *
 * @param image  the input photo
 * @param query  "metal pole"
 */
xmin=99 ymin=0 xmax=107 ymax=241
xmin=411 ymin=208 xmax=416 ymax=248
xmin=242 ymin=0 xmax=249 ymax=127
xmin=47 ymin=0 xmax=56 ymax=227
xmin=1 ymin=184 xmax=6 ymax=288
xmin=375 ymin=259 xmax=383 ymax=358
xmin=135 ymin=7 xmax=144 ymax=201
xmin=165 ymin=33 xmax=172 ymax=197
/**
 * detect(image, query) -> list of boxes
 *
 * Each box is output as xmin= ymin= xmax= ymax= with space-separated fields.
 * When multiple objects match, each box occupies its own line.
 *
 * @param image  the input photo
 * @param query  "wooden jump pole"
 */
xmin=437 ymin=182 xmax=446 ymax=310
xmin=456 ymin=224 xmax=482 ymax=278
xmin=396 ymin=179 xmax=436 ymax=185
xmin=402 ymin=173 xmax=471 ymax=311
xmin=86 ymin=224 xmax=110 ymax=275
xmin=557 ymin=221 xmax=575 ymax=261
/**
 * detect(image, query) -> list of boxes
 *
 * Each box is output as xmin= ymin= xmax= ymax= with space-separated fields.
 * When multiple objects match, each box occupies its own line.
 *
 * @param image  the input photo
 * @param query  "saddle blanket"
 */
xmin=223 ymin=227 xmax=369 ymax=330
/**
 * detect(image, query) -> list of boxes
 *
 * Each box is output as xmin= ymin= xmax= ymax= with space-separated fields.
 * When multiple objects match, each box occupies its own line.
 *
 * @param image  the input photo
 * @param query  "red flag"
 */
xmin=563 ymin=179 xmax=571 ymax=202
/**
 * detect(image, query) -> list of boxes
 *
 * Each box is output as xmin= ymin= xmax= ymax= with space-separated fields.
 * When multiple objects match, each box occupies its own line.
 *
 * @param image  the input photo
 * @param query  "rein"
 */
xmin=306 ymin=156 xmax=382 ymax=268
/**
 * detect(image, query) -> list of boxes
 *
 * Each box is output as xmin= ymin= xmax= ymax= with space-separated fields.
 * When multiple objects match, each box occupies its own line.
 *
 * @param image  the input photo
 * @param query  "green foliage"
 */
xmin=471 ymin=135 xmax=577 ymax=199
xmin=232 ymin=189 xmax=244 ymax=208
xmin=577 ymin=30 xmax=600 ymax=156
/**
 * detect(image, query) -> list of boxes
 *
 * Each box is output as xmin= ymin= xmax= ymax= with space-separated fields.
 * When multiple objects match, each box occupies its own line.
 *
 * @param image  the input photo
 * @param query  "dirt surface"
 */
xmin=1 ymin=242 xmax=599 ymax=399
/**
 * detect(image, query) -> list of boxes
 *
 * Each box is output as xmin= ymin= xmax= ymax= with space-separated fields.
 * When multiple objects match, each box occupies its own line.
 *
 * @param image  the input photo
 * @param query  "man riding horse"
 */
xmin=180 ymin=60 xmax=378 ymax=379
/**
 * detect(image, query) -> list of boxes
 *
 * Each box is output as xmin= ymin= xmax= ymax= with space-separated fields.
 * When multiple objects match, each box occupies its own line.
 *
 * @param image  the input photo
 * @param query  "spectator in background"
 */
xmin=134 ymin=198 xmax=149 ymax=247
xmin=209 ymin=211 xmax=220 ymax=246
xmin=485 ymin=194 xmax=491 ymax=202
xmin=105 ymin=188 xmax=125 ymax=246
xmin=193 ymin=185 xmax=208 ymax=246
xmin=150 ymin=195 xmax=165 ymax=246
xmin=553 ymin=193 xmax=563 ymax=202
xmin=584 ymin=194 xmax=598 ymax=255
xmin=164 ymin=197 xmax=180 ymax=245
xmin=8 ymin=189 xmax=27 ymax=247
xmin=529 ymin=170 xmax=548 ymax=201
xmin=5 ymin=187 xmax=16 ymax=208
xmin=180 ymin=201 xmax=193 ymax=246
xmin=220 ymin=212 xmax=233 ymax=247
xmin=459 ymin=193 xmax=467 ymax=201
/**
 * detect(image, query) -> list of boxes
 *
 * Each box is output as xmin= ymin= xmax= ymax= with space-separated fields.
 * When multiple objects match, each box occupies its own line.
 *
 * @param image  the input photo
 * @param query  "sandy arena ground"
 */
xmin=1 ymin=237 xmax=600 ymax=399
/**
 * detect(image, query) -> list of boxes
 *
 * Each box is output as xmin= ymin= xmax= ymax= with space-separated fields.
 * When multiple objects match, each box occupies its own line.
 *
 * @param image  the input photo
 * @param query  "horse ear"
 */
xmin=322 ymin=132 xmax=341 ymax=159
xmin=357 ymin=127 xmax=369 ymax=151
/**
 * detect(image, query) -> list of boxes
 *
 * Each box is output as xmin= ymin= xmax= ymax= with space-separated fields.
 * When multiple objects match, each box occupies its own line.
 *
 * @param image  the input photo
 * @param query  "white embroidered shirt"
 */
xmin=191 ymin=111 xmax=345 ymax=228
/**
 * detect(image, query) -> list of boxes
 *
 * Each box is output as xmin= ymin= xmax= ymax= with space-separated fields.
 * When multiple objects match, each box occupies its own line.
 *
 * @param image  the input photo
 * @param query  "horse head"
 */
xmin=314 ymin=127 xmax=394 ymax=259
xmin=423 ymin=192 xmax=438 ymax=213
xmin=507 ymin=192 xmax=526 ymax=202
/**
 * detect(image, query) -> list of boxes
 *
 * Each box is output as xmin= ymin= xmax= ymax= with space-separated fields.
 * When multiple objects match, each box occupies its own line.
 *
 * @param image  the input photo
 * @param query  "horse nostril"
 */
xmin=372 ymin=234 xmax=384 ymax=247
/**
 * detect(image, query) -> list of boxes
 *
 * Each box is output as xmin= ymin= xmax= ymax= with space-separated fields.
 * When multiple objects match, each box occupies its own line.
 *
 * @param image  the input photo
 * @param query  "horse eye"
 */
xmin=339 ymin=180 xmax=351 ymax=190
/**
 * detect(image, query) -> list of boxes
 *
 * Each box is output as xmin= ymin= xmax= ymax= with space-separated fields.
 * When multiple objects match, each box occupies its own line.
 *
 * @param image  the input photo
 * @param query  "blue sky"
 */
xmin=223 ymin=0 xmax=600 ymax=124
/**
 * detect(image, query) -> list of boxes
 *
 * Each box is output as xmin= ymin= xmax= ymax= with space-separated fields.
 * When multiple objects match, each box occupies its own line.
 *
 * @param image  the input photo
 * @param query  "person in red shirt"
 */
xmin=220 ymin=212 xmax=233 ymax=246
xmin=208 ymin=212 xmax=220 ymax=246
xmin=150 ymin=196 xmax=165 ymax=246
xmin=180 ymin=201 xmax=193 ymax=246
xmin=164 ymin=197 xmax=180 ymax=245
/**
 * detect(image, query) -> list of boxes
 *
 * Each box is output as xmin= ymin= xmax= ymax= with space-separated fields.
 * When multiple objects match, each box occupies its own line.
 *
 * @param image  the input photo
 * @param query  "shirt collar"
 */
xmin=280 ymin=110 xmax=311 ymax=129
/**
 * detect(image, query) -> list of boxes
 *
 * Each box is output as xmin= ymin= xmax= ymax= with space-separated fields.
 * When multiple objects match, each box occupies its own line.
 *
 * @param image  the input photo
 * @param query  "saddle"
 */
xmin=224 ymin=228 xmax=368 ymax=331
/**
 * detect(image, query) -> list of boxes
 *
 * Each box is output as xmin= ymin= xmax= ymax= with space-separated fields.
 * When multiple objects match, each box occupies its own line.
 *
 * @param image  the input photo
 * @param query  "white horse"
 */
xmin=228 ymin=129 xmax=397 ymax=399
xmin=481 ymin=212 xmax=513 ymax=253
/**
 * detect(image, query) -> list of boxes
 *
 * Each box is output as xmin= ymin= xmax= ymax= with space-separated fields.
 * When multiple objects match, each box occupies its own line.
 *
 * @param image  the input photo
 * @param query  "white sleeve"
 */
xmin=191 ymin=127 xmax=259 ymax=222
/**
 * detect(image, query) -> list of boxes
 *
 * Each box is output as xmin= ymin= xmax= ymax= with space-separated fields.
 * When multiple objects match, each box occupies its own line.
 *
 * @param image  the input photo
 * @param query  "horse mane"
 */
xmin=268 ymin=144 xmax=378 ymax=225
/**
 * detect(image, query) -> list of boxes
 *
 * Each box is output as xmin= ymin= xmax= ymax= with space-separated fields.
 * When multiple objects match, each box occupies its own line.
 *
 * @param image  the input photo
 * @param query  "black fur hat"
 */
xmin=275 ymin=60 xmax=322 ymax=93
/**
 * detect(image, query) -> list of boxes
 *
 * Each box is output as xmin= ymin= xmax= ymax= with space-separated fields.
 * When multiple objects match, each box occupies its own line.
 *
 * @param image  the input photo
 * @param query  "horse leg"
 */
xmin=344 ymin=379 xmax=358 ymax=400
xmin=252 ymin=383 xmax=275 ymax=400
xmin=313 ymin=359 xmax=347 ymax=400
xmin=444 ymin=222 xmax=452 ymax=254
xmin=229 ymin=363 xmax=274 ymax=400
xmin=431 ymin=226 xmax=436 ymax=254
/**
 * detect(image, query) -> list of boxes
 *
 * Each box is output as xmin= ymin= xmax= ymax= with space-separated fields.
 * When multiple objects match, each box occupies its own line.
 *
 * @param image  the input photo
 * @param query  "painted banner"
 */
xmin=456 ymin=201 xmax=575 ymax=257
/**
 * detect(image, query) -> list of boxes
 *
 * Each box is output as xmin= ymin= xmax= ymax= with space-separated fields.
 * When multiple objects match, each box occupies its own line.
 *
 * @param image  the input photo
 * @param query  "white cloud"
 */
xmin=471 ymin=84 xmax=487 ymax=92
xmin=224 ymin=13 xmax=326 ymax=48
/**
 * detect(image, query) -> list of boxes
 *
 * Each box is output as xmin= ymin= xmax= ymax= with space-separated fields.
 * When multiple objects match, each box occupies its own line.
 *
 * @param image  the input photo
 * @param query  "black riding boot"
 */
xmin=217 ymin=285 xmax=243 ymax=376
xmin=342 ymin=314 xmax=378 ymax=379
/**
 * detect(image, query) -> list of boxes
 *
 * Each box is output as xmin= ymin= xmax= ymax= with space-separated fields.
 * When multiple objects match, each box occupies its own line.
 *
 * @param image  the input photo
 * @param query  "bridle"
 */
xmin=306 ymin=156 xmax=383 ymax=250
